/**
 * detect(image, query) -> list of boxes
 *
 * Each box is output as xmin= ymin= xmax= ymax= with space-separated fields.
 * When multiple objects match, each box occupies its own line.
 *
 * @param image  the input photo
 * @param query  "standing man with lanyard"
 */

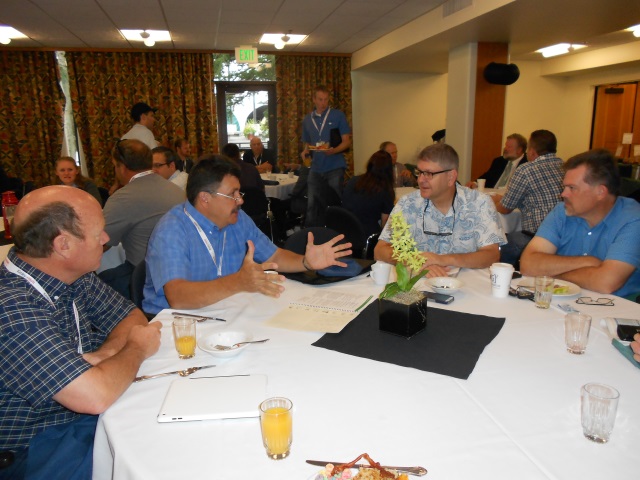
xmin=300 ymin=85 xmax=351 ymax=226
xmin=0 ymin=186 xmax=161 ymax=479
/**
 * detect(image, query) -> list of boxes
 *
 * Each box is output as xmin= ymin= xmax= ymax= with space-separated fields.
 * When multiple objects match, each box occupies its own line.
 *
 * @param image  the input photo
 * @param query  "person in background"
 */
xmin=380 ymin=141 xmax=416 ymax=188
xmin=243 ymin=137 xmax=279 ymax=174
xmin=0 ymin=186 xmax=160 ymax=480
xmin=121 ymin=102 xmax=159 ymax=150
xmin=220 ymin=143 xmax=265 ymax=192
xmin=300 ymin=85 xmax=351 ymax=226
xmin=342 ymin=150 xmax=395 ymax=239
xmin=151 ymin=146 xmax=189 ymax=191
xmin=54 ymin=157 xmax=103 ymax=205
xmin=174 ymin=138 xmax=194 ymax=173
xmin=99 ymin=139 xmax=184 ymax=298
xmin=520 ymin=149 xmax=640 ymax=297
xmin=142 ymin=156 xmax=351 ymax=314
xmin=492 ymin=130 xmax=564 ymax=266
xmin=467 ymin=133 xmax=528 ymax=189
xmin=375 ymin=143 xmax=505 ymax=277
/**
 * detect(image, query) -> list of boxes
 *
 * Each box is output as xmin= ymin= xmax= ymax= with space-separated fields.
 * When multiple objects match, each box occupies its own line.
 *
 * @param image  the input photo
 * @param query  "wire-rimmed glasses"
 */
xmin=576 ymin=297 xmax=614 ymax=306
xmin=214 ymin=191 xmax=245 ymax=203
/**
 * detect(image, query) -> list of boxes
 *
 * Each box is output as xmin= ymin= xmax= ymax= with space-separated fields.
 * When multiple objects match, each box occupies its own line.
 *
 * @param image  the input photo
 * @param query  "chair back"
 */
xmin=242 ymin=188 xmax=274 ymax=240
xmin=130 ymin=260 xmax=146 ymax=310
xmin=325 ymin=206 xmax=368 ymax=258
xmin=284 ymin=227 xmax=340 ymax=255
xmin=363 ymin=232 xmax=380 ymax=260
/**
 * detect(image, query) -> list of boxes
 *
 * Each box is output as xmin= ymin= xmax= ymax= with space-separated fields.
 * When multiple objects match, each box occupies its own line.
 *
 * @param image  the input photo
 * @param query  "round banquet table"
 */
xmin=93 ymin=268 xmax=640 ymax=480
xmin=261 ymin=173 xmax=298 ymax=201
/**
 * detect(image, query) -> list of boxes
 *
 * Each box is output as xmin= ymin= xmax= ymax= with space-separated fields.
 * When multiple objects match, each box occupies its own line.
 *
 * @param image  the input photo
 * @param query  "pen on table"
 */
xmin=355 ymin=295 xmax=373 ymax=312
xmin=171 ymin=312 xmax=226 ymax=322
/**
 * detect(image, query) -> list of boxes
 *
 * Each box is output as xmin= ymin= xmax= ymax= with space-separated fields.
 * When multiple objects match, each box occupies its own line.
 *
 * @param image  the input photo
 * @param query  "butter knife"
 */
xmin=134 ymin=365 xmax=216 ymax=382
xmin=305 ymin=460 xmax=427 ymax=476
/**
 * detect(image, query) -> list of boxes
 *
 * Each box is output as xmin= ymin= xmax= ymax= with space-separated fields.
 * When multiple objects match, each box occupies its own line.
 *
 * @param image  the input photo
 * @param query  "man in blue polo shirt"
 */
xmin=143 ymin=156 xmax=351 ymax=314
xmin=521 ymin=149 xmax=640 ymax=297
xmin=300 ymin=85 xmax=351 ymax=226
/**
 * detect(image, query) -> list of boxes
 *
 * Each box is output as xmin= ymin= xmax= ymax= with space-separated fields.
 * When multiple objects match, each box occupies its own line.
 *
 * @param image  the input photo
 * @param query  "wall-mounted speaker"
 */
xmin=483 ymin=62 xmax=520 ymax=85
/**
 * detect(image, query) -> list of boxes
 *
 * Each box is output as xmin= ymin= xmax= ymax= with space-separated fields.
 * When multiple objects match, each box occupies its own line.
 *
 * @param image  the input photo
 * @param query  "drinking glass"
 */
xmin=534 ymin=276 xmax=554 ymax=309
xmin=581 ymin=383 xmax=619 ymax=443
xmin=172 ymin=317 xmax=196 ymax=359
xmin=565 ymin=313 xmax=592 ymax=354
xmin=259 ymin=397 xmax=293 ymax=460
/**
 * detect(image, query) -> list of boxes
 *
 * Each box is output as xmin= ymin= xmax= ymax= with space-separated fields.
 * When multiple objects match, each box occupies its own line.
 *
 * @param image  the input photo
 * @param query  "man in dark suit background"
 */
xmin=242 ymin=137 xmax=279 ymax=174
xmin=467 ymin=133 xmax=528 ymax=189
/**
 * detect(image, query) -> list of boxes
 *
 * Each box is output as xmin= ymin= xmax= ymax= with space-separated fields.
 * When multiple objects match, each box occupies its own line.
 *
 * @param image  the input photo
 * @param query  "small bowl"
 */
xmin=198 ymin=331 xmax=252 ymax=358
xmin=427 ymin=277 xmax=463 ymax=294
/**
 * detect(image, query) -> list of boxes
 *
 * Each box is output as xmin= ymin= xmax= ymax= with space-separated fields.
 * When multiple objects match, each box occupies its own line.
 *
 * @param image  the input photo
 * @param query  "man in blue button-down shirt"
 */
xmin=143 ymin=156 xmax=352 ymax=314
xmin=521 ymin=149 xmax=640 ymax=297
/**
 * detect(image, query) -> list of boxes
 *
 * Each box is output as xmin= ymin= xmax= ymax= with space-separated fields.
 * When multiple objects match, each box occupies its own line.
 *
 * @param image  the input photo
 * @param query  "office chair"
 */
xmin=242 ymin=188 xmax=274 ymax=241
xmin=284 ymin=227 xmax=341 ymax=255
xmin=325 ymin=206 xmax=370 ymax=258
xmin=130 ymin=260 xmax=146 ymax=311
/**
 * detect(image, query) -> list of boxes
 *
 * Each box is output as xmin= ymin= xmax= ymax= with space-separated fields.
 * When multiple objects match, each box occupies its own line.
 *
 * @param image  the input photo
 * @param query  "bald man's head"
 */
xmin=13 ymin=186 xmax=101 ymax=258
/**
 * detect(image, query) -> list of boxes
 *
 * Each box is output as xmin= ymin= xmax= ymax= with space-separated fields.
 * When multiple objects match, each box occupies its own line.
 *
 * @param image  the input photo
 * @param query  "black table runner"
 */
xmin=312 ymin=302 xmax=505 ymax=380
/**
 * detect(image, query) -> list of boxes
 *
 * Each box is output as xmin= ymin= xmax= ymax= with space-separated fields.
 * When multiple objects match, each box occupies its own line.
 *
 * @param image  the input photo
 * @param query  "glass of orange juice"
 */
xmin=259 ymin=397 xmax=293 ymax=460
xmin=172 ymin=317 xmax=196 ymax=359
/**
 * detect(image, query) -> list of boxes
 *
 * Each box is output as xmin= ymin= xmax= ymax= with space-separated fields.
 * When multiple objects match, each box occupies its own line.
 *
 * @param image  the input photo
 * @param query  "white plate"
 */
xmin=511 ymin=277 xmax=581 ymax=297
xmin=198 ymin=331 xmax=252 ymax=358
xmin=427 ymin=277 xmax=463 ymax=294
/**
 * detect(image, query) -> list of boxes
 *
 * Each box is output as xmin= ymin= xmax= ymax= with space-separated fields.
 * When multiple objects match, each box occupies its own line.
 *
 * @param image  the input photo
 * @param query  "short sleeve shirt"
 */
xmin=302 ymin=108 xmax=350 ymax=173
xmin=0 ymin=250 xmax=135 ymax=449
xmin=535 ymin=198 xmax=640 ymax=297
xmin=500 ymin=154 xmax=564 ymax=233
xmin=143 ymin=201 xmax=278 ymax=314
xmin=380 ymin=184 xmax=506 ymax=254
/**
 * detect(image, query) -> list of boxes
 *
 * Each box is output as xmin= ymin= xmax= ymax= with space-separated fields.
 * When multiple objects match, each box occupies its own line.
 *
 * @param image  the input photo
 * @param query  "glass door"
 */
xmin=215 ymin=82 xmax=277 ymax=154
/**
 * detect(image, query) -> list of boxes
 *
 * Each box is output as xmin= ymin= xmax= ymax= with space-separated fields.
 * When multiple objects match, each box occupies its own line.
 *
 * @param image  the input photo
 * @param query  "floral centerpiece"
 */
xmin=378 ymin=212 xmax=429 ymax=337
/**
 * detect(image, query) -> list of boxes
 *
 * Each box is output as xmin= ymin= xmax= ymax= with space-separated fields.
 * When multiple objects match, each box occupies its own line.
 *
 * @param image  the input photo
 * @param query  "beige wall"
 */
xmin=352 ymin=60 xmax=640 ymax=181
xmin=351 ymin=71 xmax=448 ymax=175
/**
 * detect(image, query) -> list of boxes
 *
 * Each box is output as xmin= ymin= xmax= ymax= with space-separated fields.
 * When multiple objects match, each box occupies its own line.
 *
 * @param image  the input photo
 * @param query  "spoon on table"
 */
xmin=213 ymin=339 xmax=269 ymax=351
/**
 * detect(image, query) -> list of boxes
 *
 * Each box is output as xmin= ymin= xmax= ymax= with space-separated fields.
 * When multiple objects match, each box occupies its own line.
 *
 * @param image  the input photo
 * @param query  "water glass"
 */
xmin=534 ymin=276 xmax=554 ymax=309
xmin=565 ymin=313 xmax=592 ymax=354
xmin=581 ymin=383 xmax=619 ymax=443
xmin=259 ymin=397 xmax=293 ymax=460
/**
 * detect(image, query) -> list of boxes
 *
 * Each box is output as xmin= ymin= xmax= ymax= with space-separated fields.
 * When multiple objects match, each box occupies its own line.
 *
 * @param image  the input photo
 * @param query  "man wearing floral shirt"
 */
xmin=375 ymin=143 xmax=506 ymax=278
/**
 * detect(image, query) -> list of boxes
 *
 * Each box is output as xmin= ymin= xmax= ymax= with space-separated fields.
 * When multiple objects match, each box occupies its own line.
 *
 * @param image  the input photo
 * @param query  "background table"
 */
xmin=261 ymin=173 xmax=298 ymax=200
xmin=93 ymin=268 xmax=640 ymax=480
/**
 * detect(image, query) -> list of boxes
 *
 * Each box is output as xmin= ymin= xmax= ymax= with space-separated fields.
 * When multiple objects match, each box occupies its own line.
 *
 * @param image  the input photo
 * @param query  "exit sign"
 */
xmin=235 ymin=46 xmax=257 ymax=64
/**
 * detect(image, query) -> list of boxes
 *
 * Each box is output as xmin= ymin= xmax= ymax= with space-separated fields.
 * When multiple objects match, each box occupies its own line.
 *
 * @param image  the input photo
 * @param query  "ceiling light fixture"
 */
xmin=536 ymin=43 xmax=587 ymax=58
xmin=0 ymin=26 xmax=28 ymax=45
xmin=260 ymin=31 xmax=307 ymax=50
xmin=626 ymin=24 xmax=640 ymax=37
xmin=140 ymin=31 xmax=155 ymax=47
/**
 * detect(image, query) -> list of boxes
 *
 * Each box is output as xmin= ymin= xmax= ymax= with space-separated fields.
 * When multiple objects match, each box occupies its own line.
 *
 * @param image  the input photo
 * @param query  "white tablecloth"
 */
xmin=261 ymin=173 xmax=298 ymax=200
xmin=394 ymin=187 xmax=522 ymax=234
xmin=93 ymin=269 xmax=640 ymax=480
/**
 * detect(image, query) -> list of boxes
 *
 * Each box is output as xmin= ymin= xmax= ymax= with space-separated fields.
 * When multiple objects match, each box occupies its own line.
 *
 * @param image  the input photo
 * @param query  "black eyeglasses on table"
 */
xmin=576 ymin=297 xmax=614 ymax=306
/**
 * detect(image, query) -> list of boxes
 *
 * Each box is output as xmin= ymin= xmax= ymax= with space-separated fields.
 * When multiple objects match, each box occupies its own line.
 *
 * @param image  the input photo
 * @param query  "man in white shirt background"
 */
xmin=151 ymin=146 xmax=189 ymax=191
xmin=121 ymin=102 xmax=159 ymax=150
xmin=467 ymin=133 xmax=528 ymax=189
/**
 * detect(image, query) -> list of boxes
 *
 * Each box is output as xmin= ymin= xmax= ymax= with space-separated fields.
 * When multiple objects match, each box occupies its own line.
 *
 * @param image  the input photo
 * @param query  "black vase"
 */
xmin=378 ymin=293 xmax=427 ymax=338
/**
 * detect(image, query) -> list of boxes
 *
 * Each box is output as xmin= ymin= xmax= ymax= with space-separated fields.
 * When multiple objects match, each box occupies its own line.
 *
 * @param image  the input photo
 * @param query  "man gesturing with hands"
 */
xmin=143 ymin=156 xmax=351 ymax=314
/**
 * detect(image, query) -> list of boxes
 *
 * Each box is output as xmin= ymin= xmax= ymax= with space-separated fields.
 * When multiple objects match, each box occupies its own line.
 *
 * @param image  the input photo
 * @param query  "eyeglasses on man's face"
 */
xmin=214 ymin=191 xmax=245 ymax=203
xmin=152 ymin=162 xmax=169 ymax=169
xmin=414 ymin=168 xmax=452 ymax=180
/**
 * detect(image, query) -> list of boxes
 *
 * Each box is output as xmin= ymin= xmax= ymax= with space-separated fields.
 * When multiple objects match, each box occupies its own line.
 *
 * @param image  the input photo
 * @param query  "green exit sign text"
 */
xmin=235 ymin=46 xmax=258 ymax=64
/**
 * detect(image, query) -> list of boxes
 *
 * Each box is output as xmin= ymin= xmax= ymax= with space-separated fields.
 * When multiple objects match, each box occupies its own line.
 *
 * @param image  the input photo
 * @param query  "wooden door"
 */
xmin=591 ymin=83 xmax=637 ymax=157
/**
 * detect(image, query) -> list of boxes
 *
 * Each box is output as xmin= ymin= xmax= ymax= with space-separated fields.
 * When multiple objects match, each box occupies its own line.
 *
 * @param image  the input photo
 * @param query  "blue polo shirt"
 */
xmin=143 ymin=201 xmax=277 ymax=314
xmin=535 ymin=197 xmax=640 ymax=297
xmin=302 ymin=107 xmax=350 ymax=173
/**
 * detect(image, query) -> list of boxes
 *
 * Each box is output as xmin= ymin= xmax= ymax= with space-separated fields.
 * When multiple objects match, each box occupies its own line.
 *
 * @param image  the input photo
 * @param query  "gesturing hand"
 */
xmin=237 ymin=240 xmax=285 ymax=297
xmin=304 ymin=232 xmax=352 ymax=270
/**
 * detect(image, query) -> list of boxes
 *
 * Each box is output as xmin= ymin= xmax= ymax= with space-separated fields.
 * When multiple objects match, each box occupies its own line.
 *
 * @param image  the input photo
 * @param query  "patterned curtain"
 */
xmin=275 ymin=55 xmax=353 ymax=174
xmin=65 ymin=52 xmax=217 ymax=187
xmin=0 ymin=51 xmax=64 ymax=187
